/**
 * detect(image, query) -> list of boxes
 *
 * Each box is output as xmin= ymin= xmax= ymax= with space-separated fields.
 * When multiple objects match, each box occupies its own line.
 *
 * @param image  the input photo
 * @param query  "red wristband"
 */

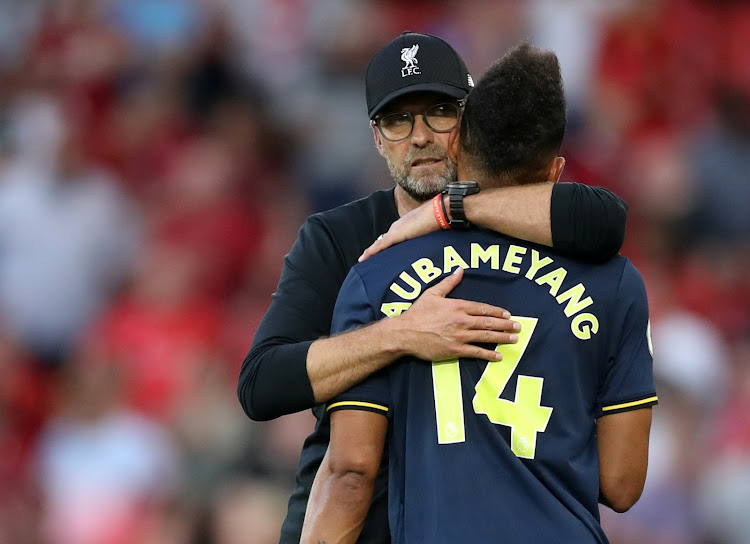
xmin=432 ymin=193 xmax=451 ymax=230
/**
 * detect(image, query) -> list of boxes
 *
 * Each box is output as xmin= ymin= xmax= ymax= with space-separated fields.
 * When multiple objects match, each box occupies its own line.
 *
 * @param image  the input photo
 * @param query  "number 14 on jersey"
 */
xmin=431 ymin=316 xmax=553 ymax=459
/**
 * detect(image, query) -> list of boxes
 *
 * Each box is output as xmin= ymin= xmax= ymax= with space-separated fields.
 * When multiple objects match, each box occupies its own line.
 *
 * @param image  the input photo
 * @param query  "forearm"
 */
xmin=307 ymin=318 xmax=409 ymax=404
xmin=361 ymin=182 xmax=627 ymax=263
xmin=241 ymin=319 xmax=405 ymax=417
xmin=301 ymin=456 xmax=375 ymax=544
xmin=242 ymin=277 xmax=519 ymax=415
xmin=310 ymin=268 xmax=521 ymax=403
xmin=461 ymin=182 xmax=628 ymax=261
xmin=461 ymin=182 xmax=553 ymax=246
xmin=313 ymin=267 xmax=521 ymax=403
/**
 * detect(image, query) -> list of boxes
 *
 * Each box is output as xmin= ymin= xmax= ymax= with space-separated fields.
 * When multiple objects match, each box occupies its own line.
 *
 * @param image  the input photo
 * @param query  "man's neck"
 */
xmin=457 ymin=163 xmax=483 ymax=187
xmin=393 ymin=185 xmax=428 ymax=217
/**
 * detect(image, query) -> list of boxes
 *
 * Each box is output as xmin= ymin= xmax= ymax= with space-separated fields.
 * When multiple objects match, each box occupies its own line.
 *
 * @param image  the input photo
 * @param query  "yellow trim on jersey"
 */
xmin=602 ymin=396 xmax=658 ymax=412
xmin=327 ymin=401 xmax=389 ymax=413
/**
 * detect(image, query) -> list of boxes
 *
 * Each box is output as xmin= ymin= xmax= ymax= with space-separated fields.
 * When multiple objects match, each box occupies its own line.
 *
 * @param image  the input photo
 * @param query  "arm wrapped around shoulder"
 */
xmin=551 ymin=183 xmax=628 ymax=263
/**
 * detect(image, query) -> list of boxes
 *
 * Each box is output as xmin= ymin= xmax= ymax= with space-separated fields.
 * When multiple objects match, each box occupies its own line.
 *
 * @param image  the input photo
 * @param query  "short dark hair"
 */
xmin=459 ymin=42 xmax=566 ymax=183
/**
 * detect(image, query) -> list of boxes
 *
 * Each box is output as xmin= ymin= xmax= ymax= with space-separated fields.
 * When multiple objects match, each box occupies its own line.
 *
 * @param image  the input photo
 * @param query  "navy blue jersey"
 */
xmin=328 ymin=229 xmax=656 ymax=544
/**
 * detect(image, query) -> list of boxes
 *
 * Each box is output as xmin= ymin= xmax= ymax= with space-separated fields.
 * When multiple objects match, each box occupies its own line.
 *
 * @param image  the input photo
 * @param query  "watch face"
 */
xmin=448 ymin=181 xmax=480 ymax=194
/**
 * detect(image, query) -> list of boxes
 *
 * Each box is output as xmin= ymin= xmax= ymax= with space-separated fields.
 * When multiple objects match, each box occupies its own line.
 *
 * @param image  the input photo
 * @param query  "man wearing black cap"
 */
xmin=365 ymin=32 xmax=474 ymax=211
xmin=237 ymin=32 xmax=630 ymax=544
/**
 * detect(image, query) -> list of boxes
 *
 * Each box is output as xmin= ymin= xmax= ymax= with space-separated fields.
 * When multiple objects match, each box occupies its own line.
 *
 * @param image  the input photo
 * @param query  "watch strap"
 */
xmin=449 ymin=192 xmax=471 ymax=228
xmin=444 ymin=182 xmax=479 ymax=229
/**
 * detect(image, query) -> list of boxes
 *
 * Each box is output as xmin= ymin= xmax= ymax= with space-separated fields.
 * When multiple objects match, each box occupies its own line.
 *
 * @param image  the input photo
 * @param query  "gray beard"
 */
xmin=385 ymin=145 xmax=458 ymax=202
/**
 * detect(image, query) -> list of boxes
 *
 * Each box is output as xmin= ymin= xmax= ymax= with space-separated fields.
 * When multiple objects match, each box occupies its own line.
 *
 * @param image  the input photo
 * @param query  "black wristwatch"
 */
xmin=443 ymin=181 xmax=480 ymax=229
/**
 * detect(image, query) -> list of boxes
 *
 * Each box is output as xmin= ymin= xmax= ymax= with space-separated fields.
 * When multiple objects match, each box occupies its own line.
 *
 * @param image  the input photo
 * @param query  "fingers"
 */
xmin=423 ymin=267 xmax=464 ymax=297
xmin=461 ymin=330 xmax=519 ymax=345
xmin=470 ymin=316 xmax=521 ymax=333
xmin=456 ymin=344 xmax=504 ymax=361
xmin=359 ymin=202 xmax=437 ymax=261
xmin=359 ymin=235 xmax=392 ymax=262
xmin=453 ymin=299 xmax=511 ymax=320
xmin=359 ymin=221 xmax=410 ymax=262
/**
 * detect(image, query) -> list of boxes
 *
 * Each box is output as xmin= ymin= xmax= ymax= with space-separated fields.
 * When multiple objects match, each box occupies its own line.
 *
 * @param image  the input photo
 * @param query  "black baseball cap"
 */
xmin=366 ymin=31 xmax=474 ymax=119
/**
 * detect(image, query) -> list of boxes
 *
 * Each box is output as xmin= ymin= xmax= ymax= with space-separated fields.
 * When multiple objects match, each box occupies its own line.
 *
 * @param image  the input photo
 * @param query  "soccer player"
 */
xmin=239 ymin=32 xmax=631 ymax=544
xmin=301 ymin=43 xmax=656 ymax=544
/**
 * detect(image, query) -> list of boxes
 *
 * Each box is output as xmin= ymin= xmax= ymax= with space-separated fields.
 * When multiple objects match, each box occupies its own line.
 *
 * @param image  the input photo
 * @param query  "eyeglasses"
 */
xmin=371 ymin=100 xmax=465 ymax=142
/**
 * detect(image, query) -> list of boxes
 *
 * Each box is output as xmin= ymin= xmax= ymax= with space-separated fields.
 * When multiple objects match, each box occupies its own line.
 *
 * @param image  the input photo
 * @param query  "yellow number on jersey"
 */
xmin=432 ymin=359 xmax=465 ymax=444
xmin=431 ymin=316 xmax=553 ymax=459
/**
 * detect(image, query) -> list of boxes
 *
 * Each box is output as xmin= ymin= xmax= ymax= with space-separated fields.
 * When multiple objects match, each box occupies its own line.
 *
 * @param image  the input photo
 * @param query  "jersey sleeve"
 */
xmin=238 ymin=215 xmax=347 ymax=421
xmin=596 ymin=262 xmax=658 ymax=417
xmin=326 ymin=269 xmax=391 ymax=418
xmin=551 ymin=183 xmax=628 ymax=263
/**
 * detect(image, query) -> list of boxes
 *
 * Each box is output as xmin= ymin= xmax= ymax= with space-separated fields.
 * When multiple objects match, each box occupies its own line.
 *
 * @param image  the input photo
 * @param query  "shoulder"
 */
xmin=349 ymin=230 xmax=470 ymax=304
xmin=353 ymin=230 xmax=446 ymax=276
xmin=309 ymin=189 xmax=396 ymax=232
xmin=293 ymin=189 xmax=393 ymax=240
xmin=297 ymin=189 xmax=398 ymax=268
xmin=614 ymin=258 xmax=648 ymax=302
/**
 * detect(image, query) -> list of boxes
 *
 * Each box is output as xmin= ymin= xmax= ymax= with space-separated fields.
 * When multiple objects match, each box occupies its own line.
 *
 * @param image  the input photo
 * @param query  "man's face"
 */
xmin=372 ymin=92 xmax=460 ymax=202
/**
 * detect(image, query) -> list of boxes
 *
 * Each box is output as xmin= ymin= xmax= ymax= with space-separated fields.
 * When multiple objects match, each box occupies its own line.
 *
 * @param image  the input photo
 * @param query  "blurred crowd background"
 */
xmin=0 ymin=0 xmax=748 ymax=543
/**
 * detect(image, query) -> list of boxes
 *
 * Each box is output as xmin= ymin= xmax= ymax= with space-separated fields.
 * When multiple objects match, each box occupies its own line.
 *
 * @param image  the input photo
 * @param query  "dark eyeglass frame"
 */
xmin=370 ymin=100 xmax=466 ymax=142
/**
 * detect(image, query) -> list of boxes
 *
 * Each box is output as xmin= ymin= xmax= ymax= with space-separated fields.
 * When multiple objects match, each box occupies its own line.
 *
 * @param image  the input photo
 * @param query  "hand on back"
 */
xmin=391 ymin=268 xmax=520 ymax=362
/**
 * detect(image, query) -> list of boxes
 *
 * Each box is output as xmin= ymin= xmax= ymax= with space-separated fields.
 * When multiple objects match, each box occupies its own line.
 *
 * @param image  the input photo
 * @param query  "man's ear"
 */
xmin=547 ymin=156 xmax=565 ymax=183
xmin=372 ymin=124 xmax=385 ymax=158
xmin=448 ymin=130 xmax=460 ymax=164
